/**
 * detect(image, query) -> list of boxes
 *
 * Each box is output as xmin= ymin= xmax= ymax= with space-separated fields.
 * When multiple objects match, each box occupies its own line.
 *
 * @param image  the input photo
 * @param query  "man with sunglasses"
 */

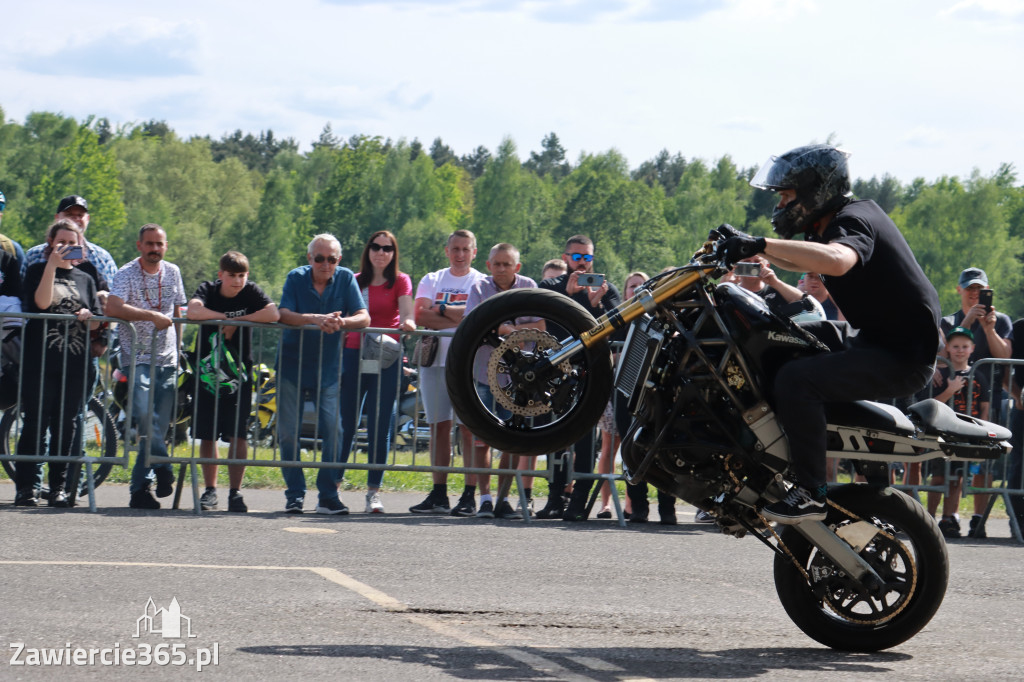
xmin=277 ymin=234 xmax=369 ymax=515
xmin=536 ymin=235 xmax=622 ymax=521
xmin=0 ymin=189 xmax=27 ymax=272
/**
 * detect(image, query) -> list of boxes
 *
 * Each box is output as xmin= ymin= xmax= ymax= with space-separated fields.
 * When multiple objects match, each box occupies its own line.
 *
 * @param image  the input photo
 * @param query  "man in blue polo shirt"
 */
xmin=277 ymin=234 xmax=368 ymax=514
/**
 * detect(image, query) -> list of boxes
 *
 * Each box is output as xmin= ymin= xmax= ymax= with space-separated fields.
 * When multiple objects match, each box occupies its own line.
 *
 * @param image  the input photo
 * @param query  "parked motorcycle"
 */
xmin=445 ymin=227 xmax=1011 ymax=651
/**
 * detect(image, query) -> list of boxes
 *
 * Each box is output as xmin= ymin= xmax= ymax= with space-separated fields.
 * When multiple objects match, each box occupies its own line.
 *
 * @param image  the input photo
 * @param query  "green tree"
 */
xmin=895 ymin=172 xmax=1023 ymax=317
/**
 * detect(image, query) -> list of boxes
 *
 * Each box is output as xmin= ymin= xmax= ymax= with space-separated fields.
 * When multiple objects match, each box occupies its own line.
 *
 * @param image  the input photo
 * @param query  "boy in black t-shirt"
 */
xmin=186 ymin=252 xmax=279 ymax=512
xmin=923 ymin=326 xmax=991 ymax=538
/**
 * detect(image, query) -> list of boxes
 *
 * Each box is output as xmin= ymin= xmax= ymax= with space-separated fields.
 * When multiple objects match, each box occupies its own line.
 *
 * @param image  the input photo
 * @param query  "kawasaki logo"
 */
xmin=767 ymin=331 xmax=805 ymax=344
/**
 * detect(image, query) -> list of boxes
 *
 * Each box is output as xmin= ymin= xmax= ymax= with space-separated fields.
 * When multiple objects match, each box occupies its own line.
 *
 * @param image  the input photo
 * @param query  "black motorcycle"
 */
xmin=445 ymin=229 xmax=1011 ymax=651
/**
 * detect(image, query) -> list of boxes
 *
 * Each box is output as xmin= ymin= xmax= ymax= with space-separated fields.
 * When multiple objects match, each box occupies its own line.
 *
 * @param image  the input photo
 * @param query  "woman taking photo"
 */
xmin=339 ymin=230 xmax=415 ymax=514
xmin=13 ymin=219 xmax=101 ymax=507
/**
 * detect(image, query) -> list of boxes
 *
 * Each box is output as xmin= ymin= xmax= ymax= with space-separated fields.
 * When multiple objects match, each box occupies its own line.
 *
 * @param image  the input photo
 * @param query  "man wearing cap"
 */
xmin=939 ymin=267 xmax=1012 ymax=417
xmin=0 ymin=190 xmax=27 ymax=271
xmin=23 ymin=196 xmax=118 ymax=298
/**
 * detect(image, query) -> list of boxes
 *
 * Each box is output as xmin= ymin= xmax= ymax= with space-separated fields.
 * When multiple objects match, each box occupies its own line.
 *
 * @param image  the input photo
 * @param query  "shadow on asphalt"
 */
xmin=238 ymin=644 xmax=912 ymax=679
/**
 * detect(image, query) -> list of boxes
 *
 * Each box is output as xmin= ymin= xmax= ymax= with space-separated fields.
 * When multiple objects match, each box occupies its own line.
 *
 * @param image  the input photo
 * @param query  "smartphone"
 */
xmin=577 ymin=273 xmax=605 ymax=287
xmin=63 ymin=245 xmax=84 ymax=260
xmin=732 ymin=262 xmax=762 ymax=279
xmin=979 ymin=288 xmax=993 ymax=312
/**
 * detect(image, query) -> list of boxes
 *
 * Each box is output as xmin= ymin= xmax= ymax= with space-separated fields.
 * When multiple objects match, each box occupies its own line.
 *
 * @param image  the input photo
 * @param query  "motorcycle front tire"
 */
xmin=773 ymin=484 xmax=948 ymax=651
xmin=445 ymin=289 xmax=612 ymax=455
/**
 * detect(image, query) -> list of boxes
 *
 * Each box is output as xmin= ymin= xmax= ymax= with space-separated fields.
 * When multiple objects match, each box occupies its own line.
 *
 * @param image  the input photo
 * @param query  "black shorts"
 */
xmin=192 ymin=383 xmax=254 ymax=441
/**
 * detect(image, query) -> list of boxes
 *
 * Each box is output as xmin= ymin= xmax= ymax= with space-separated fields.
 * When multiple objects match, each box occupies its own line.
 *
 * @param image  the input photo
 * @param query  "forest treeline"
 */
xmin=1 ymin=107 xmax=1023 ymax=318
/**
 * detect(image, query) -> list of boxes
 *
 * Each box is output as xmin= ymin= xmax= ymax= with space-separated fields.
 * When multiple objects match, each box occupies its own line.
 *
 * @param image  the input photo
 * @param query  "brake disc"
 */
xmin=486 ymin=328 xmax=573 ymax=417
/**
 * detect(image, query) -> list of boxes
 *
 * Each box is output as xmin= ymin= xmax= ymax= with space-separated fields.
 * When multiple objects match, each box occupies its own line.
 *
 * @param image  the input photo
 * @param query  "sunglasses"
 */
xmin=369 ymin=243 xmax=395 ymax=253
xmin=566 ymin=253 xmax=594 ymax=262
xmin=313 ymin=255 xmax=339 ymax=264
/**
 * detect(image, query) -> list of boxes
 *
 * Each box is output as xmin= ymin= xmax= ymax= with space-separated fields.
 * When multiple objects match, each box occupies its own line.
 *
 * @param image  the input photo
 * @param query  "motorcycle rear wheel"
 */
xmin=773 ymin=484 xmax=948 ymax=651
xmin=445 ymin=289 xmax=612 ymax=455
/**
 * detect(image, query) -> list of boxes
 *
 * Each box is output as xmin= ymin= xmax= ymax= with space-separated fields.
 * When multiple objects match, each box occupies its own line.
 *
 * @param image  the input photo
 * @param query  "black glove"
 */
xmin=711 ymin=223 xmax=749 ymax=241
xmin=716 ymin=235 xmax=766 ymax=268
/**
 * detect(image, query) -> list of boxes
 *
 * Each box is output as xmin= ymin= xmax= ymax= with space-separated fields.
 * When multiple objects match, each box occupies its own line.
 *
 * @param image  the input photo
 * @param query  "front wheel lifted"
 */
xmin=445 ymin=289 xmax=612 ymax=455
xmin=773 ymin=485 xmax=948 ymax=651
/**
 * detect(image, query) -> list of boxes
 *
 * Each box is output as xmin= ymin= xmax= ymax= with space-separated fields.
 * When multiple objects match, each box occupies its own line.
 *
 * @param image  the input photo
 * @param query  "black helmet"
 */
xmin=750 ymin=145 xmax=852 ymax=239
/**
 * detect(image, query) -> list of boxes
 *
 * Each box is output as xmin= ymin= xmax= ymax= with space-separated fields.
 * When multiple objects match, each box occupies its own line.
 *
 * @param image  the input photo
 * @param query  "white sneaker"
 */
xmin=365 ymin=491 xmax=385 ymax=514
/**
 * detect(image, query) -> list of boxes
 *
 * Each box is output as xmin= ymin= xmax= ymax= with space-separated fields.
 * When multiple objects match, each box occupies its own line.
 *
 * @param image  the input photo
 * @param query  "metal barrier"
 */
xmin=892 ymin=356 xmax=1024 ymax=542
xmin=0 ymin=311 xmax=136 ymax=511
xmin=126 ymin=318 xmax=562 ymax=518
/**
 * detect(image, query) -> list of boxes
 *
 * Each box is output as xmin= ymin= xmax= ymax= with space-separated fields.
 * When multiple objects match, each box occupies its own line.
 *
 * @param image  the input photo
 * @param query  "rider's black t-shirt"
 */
xmin=808 ymin=199 xmax=941 ymax=365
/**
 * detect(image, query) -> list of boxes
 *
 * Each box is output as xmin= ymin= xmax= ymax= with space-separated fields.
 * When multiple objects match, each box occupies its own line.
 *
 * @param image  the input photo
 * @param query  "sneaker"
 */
xmin=200 ymin=488 xmax=218 ymax=510
xmin=365 ymin=492 xmax=385 ymax=514
xmin=48 ymin=490 xmax=71 ymax=508
xmin=155 ymin=467 xmax=175 ymax=498
xmin=227 ymin=492 xmax=248 ymax=513
xmin=494 ymin=500 xmax=523 ymax=520
xmin=938 ymin=516 xmax=962 ymax=539
xmin=695 ymin=509 xmax=716 ymax=524
xmin=450 ymin=493 xmax=477 ymax=517
xmin=629 ymin=506 xmax=649 ymax=523
xmin=761 ymin=485 xmax=827 ymax=524
xmin=284 ymin=498 xmax=304 ymax=514
xmin=129 ymin=489 xmax=161 ymax=510
xmin=658 ymin=505 xmax=677 ymax=526
xmin=968 ymin=515 xmax=987 ymax=539
xmin=13 ymin=489 xmax=38 ymax=507
xmin=316 ymin=497 xmax=350 ymax=515
xmin=476 ymin=500 xmax=495 ymax=518
xmin=535 ymin=494 xmax=566 ymax=519
xmin=596 ymin=508 xmax=612 ymax=519
xmin=516 ymin=497 xmax=535 ymax=516
xmin=409 ymin=492 xmax=450 ymax=514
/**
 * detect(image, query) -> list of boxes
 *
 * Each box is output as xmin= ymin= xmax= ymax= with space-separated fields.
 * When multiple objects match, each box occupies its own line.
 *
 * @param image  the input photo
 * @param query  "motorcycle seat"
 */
xmin=824 ymin=400 xmax=916 ymax=435
xmin=906 ymin=399 xmax=1012 ymax=441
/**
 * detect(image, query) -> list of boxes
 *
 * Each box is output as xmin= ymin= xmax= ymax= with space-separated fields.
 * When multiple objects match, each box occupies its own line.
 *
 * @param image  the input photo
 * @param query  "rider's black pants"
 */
xmin=774 ymin=342 xmax=933 ymax=491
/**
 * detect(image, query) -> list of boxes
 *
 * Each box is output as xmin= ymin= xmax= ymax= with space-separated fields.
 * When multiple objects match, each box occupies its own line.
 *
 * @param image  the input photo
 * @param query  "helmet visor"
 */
xmin=750 ymin=155 xmax=790 ymax=191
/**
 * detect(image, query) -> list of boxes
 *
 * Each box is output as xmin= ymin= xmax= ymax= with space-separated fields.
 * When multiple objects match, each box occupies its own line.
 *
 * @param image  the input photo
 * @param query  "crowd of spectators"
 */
xmin=1 ymin=188 xmax=1022 ymax=537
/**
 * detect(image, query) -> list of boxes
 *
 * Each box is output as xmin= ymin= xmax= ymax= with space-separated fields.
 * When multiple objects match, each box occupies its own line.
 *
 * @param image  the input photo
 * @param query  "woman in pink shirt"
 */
xmin=340 ymin=231 xmax=416 ymax=513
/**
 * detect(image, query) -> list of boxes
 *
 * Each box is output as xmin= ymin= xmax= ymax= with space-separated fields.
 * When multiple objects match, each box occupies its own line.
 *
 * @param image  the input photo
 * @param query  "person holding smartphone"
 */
xmin=938 ymin=268 xmax=1011 ymax=418
xmin=13 ymin=220 xmax=101 ymax=507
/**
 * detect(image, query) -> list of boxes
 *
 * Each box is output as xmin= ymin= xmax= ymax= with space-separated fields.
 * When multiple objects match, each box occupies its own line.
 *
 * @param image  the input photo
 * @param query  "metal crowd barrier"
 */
xmin=892 ymin=356 xmax=1024 ymax=542
xmin=128 ymin=318 xmax=563 ymax=519
xmin=0 ymin=312 xmax=136 ymax=511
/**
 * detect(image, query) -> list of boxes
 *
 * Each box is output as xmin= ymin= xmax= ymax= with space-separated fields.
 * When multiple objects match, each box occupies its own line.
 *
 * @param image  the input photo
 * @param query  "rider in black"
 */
xmin=717 ymin=145 xmax=941 ymax=523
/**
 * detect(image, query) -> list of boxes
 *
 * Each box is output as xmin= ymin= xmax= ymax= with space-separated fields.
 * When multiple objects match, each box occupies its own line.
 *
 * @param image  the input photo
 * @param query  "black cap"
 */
xmin=56 ymin=195 xmax=88 ymax=214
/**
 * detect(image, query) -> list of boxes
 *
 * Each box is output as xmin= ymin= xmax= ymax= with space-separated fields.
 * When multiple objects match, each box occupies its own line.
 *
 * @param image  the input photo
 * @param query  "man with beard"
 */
xmin=536 ymin=235 xmax=622 ymax=521
xmin=107 ymin=224 xmax=188 ymax=510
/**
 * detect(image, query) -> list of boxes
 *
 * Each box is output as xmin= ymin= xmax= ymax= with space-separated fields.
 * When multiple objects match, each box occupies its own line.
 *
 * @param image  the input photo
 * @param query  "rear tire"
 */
xmin=773 ymin=485 xmax=948 ymax=651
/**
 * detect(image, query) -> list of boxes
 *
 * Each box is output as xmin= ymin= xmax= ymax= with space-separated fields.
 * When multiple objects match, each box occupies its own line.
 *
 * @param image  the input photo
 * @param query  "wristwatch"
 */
xmin=439 ymin=303 xmax=447 ymax=318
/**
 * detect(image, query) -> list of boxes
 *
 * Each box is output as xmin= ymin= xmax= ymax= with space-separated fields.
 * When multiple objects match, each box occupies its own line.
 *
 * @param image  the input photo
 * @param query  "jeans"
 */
xmin=277 ymin=373 xmax=344 ymax=502
xmin=339 ymin=347 xmax=399 ymax=490
xmin=129 ymin=363 xmax=177 ymax=494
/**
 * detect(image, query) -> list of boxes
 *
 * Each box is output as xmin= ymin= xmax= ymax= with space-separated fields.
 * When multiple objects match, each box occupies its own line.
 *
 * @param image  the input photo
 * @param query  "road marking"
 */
xmin=282 ymin=527 xmax=338 ymax=534
xmin=0 ymin=560 xmax=608 ymax=680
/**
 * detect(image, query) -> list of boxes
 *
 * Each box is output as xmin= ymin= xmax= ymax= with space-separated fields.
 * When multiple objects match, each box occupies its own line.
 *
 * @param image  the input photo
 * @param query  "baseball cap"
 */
xmin=946 ymin=326 xmax=974 ymax=342
xmin=958 ymin=267 xmax=988 ymax=288
xmin=56 ymin=195 xmax=88 ymax=214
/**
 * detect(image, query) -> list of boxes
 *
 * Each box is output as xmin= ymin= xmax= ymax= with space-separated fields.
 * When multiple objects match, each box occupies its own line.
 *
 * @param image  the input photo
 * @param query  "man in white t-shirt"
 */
xmin=408 ymin=229 xmax=485 ymax=516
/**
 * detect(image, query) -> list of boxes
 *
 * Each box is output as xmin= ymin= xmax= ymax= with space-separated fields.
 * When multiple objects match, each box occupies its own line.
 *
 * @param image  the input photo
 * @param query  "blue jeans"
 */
xmin=339 ymin=347 xmax=399 ymax=490
xmin=129 ymin=364 xmax=177 ymax=494
xmin=277 ymin=373 xmax=345 ymax=502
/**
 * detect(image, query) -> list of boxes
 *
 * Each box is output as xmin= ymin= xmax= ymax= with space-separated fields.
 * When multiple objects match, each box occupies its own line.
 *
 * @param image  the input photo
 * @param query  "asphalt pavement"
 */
xmin=2 ymin=480 xmax=1023 ymax=681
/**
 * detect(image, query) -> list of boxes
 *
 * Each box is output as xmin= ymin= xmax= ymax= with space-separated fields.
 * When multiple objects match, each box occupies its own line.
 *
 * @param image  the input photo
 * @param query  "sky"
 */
xmin=3 ymin=0 xmax=1023 ymax=184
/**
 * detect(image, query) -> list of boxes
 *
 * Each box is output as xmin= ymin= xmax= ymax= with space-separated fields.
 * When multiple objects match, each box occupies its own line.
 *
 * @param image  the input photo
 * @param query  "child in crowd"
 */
xmin=924 ymin=326 xmax=992 ymax=538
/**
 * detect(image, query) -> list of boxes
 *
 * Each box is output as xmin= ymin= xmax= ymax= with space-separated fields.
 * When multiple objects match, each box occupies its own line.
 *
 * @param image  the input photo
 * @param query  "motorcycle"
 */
xmin=445 ymin=227 xmax=1012 ymax=652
